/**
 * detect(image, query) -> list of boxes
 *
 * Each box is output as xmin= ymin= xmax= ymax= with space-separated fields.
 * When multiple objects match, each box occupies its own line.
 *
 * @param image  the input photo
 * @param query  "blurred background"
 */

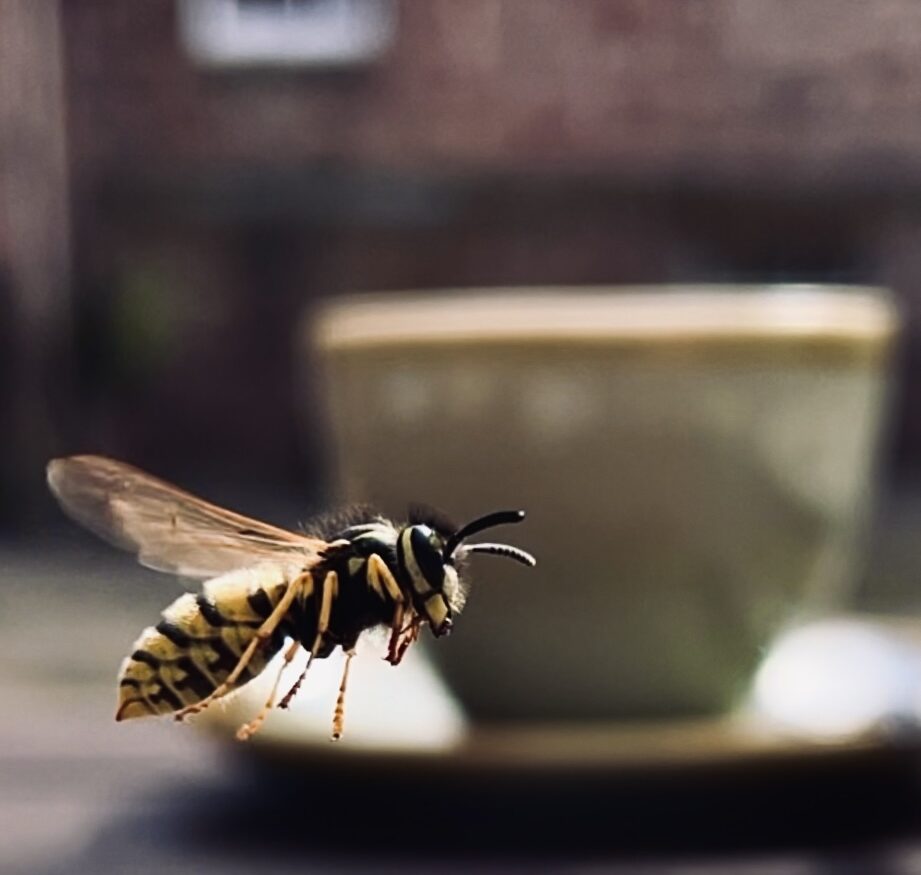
xmin=8 ymin=1 xmax=921 ymax=872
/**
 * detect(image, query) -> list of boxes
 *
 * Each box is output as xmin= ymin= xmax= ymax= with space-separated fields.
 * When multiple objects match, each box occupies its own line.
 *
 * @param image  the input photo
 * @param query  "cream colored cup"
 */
xmin=309 ymin=286 xmax=898 ymax=722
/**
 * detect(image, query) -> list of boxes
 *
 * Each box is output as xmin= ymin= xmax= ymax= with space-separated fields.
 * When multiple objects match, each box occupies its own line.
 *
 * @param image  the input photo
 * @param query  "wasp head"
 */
xmin=397 ymin=509 xmax=536 ymax=637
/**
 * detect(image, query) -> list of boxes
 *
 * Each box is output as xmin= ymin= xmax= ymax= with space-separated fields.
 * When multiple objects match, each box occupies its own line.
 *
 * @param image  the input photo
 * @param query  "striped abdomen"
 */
xmin=116 ymin=564 xmax=297 ymax=720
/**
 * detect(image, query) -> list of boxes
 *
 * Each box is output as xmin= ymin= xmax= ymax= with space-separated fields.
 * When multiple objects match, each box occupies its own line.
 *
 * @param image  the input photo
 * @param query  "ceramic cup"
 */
xmin=309 ymin=286 xmax=898 ymax=722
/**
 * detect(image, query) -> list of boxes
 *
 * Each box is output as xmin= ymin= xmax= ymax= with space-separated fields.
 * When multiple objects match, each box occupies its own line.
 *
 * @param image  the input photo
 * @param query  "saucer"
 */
xmin=188 ymin=618 xmax=921 ymax=854
xmin=226 ymin=714 xmax=910 ymax=781
xmin=200 ymin=648 xmax=921 ymax=855
xmin=199 ymin=620 xmax=921 ymax=780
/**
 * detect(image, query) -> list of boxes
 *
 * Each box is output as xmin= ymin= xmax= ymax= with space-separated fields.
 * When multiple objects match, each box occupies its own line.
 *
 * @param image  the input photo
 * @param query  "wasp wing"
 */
xmin=47 ymin=455 xmax=325 ymax=579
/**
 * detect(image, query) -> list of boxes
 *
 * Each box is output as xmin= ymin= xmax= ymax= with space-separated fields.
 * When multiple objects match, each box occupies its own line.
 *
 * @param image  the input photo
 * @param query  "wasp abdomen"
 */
xmin=115 ymin=565 xmax=295 ymax=720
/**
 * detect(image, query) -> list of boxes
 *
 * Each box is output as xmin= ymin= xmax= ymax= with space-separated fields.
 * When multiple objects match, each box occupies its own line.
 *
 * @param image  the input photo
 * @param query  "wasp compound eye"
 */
xmin=409 ymin=525 xmax=447 ymax=590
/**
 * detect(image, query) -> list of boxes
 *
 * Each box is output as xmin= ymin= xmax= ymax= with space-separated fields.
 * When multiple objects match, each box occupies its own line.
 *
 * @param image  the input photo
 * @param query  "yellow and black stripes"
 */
xmin=113 ymin=512 xmax=532 ymax=733
xmin=116 ymin=564 xmax=295 ymax=720
xmin=44 ymin=452 xmax=537 ymax=741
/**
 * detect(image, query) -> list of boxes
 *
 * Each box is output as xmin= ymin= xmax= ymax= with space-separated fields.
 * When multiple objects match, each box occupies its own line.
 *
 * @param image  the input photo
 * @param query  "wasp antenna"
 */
xmin=443 ymin=510 xmax=526 ymax=559
xmin=456 ymin=542 xmax=536 ymax=567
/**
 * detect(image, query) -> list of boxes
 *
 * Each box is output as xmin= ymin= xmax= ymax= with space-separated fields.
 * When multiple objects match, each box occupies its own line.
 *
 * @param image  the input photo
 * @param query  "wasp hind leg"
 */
xmin=278 ymin=569 xmax=338 ymax=710
xmin=174 ymin=572 xmax=309 ymax=722
xmin=331 ymin=648 xmax=356 ymax=740
xmin=235 ymin=639 xmax=302 ymax=741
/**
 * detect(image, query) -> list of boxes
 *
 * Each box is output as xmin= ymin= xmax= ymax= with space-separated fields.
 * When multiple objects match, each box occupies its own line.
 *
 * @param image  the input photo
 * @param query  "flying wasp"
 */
xmin=47 ymin=455 xmax=535 ymax=740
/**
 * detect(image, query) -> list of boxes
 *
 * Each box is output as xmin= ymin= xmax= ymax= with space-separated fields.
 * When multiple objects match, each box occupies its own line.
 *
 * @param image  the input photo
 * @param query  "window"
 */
xmin=178 ymin=0 xmax=397 ymax=68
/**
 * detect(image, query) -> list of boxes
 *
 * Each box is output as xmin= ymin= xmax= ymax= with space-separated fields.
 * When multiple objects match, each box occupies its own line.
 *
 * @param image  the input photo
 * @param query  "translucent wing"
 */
xmin=47 ymin=455 xmax=326 ymax=579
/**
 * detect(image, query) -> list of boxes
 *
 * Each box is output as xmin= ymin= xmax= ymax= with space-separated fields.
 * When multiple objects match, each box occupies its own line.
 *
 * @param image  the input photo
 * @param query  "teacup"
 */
xmin=309 ymin=286 xmax=897 ymax=722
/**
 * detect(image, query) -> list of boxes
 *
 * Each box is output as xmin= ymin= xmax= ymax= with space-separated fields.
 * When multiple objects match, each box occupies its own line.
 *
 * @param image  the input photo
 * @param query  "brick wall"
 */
xmin=61 ymin=1 xmax=921 ymax=187
xmin=44 ymin=1 xmax=921 ymax=484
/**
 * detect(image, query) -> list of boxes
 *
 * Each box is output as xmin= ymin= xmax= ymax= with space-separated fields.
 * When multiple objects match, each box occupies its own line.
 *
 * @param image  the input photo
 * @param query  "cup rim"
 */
xmin=311 ymin=285 xmax=898 ymax=351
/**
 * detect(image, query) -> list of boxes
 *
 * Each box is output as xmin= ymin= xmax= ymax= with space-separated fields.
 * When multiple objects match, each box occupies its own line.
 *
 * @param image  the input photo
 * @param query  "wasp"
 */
xmin=47 ymin=455 xmax=534 ymax=740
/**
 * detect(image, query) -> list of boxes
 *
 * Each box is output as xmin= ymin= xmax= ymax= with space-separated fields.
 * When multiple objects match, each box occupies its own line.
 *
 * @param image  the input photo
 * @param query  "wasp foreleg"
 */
xmin=175 ymin=572 xmax=308 ymax=721
xmin=393 ymin=613 xmax=423 ymax=665
xmin=235 ymin=639 xmax=302 ymax=741
xmin=387 ymin=601 xmax=406 ymax=664
xmin=367 ymin=553 xmax=403 ymax=602
xmin=278 ymin=569 xmax=338 ymax=710
xmin=365 ymin=553 xmax=412 ymax=665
